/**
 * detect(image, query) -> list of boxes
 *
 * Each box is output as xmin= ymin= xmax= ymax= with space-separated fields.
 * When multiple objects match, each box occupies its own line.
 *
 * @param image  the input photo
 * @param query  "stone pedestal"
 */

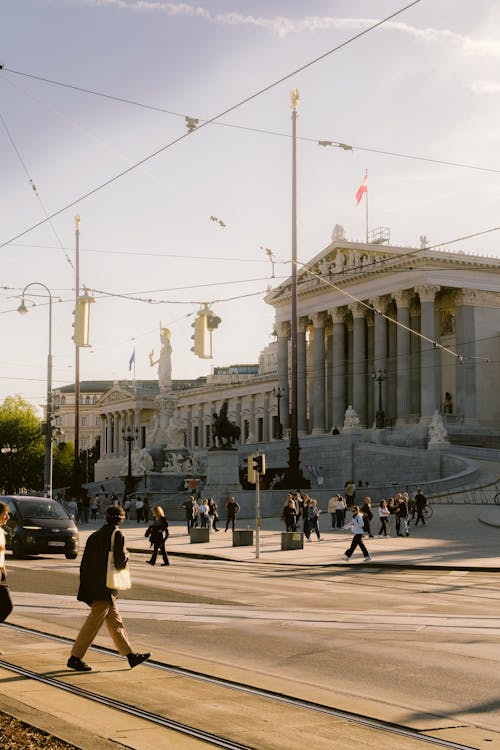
xmin=205 ymin=450 xmax=241 ymax=490
xmin=190 ymin=528 xmax=209 ymax=544
xmin=233 ymin=529 xmax=253 ymax=547
xmin=281 ymin=531 xmax=303 ymax=550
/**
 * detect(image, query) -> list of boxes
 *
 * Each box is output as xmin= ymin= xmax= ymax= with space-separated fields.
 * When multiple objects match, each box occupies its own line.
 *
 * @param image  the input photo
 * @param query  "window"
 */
xmin=81 ymin=417 xmax=86 ymax=426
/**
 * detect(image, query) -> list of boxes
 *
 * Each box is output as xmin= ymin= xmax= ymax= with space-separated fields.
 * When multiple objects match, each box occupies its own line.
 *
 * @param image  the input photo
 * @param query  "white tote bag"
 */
xmin=106 ymin=529 xmax=132 ymax=590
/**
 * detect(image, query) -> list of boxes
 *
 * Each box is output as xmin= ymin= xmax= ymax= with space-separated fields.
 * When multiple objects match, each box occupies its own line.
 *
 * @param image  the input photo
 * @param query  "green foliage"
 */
xmin=52 ymin=441 xmax=75 ymax=490
xmin=0 ymin=395 xmax=44 ymax=492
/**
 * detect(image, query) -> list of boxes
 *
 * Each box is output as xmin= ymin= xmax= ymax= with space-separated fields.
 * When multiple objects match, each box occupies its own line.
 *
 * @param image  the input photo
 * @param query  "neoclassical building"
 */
xmin=264 ymin=239 xmax=500 ymax=433
xmin=55 ymin=239 xmax=500 ymax=482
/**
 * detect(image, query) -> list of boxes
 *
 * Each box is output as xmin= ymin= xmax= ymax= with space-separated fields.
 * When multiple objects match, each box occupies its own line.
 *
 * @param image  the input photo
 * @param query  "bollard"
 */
xmin=190 ymin=527 xmax=210 ymax=544
xmin=281 ymin=531 xmax=304 ymax=550
xmin=233 ymin=529 xmax=254 ymax=547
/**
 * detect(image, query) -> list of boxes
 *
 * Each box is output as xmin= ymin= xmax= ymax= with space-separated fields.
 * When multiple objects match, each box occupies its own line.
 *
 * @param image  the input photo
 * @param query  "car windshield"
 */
xmin=19 ymin=501 xmax=69 ymax=520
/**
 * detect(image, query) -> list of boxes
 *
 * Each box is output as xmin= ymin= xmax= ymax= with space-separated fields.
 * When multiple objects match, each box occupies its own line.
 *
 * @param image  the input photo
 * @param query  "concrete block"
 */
xmin=233 ymin=529 xmax=254 ymax=547
xmin=190 ymin=527 xmax=210 ymax=543
xmin=281 ymin=531 xmax=304 ymax=550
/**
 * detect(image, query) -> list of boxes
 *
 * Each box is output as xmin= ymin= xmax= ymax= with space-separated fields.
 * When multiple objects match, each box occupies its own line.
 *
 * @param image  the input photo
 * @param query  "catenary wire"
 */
xmin=0 ymin=0 xmax=423 ymax=251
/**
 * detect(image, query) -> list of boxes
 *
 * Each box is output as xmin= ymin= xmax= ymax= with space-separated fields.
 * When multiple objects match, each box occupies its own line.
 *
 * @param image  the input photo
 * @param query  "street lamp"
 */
xmin=272 ymin=386 xmax=285 ymax=439
xmin=122 ymin=426 xmax=138 ymax=498
xmin=372 ymin=369 xmax=386 ymax=429
xmin=1 ymin=444 xmax=18 ymax=494
xmin=18 ymin=282 xmax=53 ymax=496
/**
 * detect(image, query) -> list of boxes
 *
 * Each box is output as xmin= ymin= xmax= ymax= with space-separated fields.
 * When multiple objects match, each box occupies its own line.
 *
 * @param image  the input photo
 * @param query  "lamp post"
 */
xmin=372 ymin=369 xmax=386 ymax=429
xmin=18 ymin=282 xmax=53 ymax=496
xmin=122 ymin=426 xmax=138 ymax=498
xmin=1 ymin=444 xmax=18 ymax=494
xmin=272 ymin=386 xmax=285 ymax=439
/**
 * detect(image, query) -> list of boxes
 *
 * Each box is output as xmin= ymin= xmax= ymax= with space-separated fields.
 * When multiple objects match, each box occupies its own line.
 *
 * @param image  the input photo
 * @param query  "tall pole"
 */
xmin=73 ymin=215 xmax=81 ymax=495
xmin=286 ymin=89 xmax=307 ymax=489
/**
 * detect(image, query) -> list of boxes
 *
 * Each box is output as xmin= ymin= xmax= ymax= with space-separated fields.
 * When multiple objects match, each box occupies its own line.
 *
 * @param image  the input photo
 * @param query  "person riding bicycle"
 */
xmin=414 ymin=488 xmax=427 ymax=526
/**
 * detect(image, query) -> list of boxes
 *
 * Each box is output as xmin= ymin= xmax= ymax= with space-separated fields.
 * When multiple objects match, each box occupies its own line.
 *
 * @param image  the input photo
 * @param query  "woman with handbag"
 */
xmin=67 ymin=504 xmax=151 ymax=672
xmin=0 ymin=502 xmax=14 ymax=630
xmin=146 ymin=505 xmax=169 ymax=566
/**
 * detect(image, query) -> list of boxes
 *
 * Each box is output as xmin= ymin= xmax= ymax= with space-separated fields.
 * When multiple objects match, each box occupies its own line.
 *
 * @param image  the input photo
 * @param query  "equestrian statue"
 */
xmin=212 ymin=401 xmax=241 ymax=449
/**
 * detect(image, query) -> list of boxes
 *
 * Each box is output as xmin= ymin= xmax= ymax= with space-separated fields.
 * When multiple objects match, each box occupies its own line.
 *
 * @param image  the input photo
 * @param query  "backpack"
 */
xmin=362 ymin=514 xmax=368 ymax=532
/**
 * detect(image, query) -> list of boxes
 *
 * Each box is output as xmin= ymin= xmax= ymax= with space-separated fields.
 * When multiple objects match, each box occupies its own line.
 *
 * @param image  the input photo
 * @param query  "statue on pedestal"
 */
xmin=149 ymin=325 xmax=172 ymax=393
xmin=343 ymin=405 xmax=360 ymax=429
xmin=211 ymin=401 xmax=241 ymax=449
xmin=428 ymin=410 xmax=448 ymax=445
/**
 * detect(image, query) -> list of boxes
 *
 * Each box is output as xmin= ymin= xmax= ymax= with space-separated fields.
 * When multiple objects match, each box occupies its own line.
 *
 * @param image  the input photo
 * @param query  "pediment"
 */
xmin=97 ymin=386 xmax=135 ymax=406
xmin=266 ymin=240 xmax=500 ymax=307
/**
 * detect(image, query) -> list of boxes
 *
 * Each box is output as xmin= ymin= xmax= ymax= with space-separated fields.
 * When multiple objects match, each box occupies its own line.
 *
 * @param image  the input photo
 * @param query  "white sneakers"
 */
xmin=364 ymin=555 xmax=372 ymax=561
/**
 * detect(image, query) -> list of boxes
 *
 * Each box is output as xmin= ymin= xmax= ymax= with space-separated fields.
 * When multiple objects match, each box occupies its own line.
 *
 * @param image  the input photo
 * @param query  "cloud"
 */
xmin=80 ymin=1 xmax=500 ymax=56
xmin=467 ymin=80 xmax=500 ymax=94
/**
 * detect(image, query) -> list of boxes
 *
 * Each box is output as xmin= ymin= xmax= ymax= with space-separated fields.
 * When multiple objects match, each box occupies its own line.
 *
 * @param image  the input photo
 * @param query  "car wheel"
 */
xmin=11 ymin=540 xmax=24 ymax=559
xmin=65 ymin=552 xmax=78 ymax=560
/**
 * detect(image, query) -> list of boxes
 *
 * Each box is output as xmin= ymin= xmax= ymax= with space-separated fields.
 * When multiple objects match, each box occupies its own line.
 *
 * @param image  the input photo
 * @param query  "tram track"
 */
xmin=1 ymin=622 xmax=482 ymax=750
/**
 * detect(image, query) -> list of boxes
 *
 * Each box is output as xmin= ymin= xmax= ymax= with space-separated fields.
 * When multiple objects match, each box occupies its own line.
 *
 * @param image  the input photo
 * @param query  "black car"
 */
xmin=1 ymin=495 xmax=79 ymax=559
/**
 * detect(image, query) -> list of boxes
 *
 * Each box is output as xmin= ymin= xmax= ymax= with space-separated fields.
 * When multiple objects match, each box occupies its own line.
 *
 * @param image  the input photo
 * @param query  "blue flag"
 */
xmin=128 ymin=349 xmax=135 ymax=371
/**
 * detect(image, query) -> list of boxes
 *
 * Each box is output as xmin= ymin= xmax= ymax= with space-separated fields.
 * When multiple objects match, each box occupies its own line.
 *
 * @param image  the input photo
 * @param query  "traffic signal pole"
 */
xmin=255 ymin=466 xmax=260 ymax=560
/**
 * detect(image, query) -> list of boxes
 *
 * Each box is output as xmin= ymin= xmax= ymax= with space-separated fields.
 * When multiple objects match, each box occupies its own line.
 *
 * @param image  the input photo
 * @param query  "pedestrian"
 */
xmin=143 ymin=497 xmax=150 ymax=523
xmin=343 ymin=506 xmax=371 ymax=562
xmin=198 ymin=498 xmax=209 ymax=528
xmin=360 ymin=497 xmax=375 ymax=537
xmin=67 ymin=505 xmax=150 ymax=672
xmin=282 ymin=496 xmax=298 ymax=532
xmin=224 ymin=496 xmax=240 ymax=532
xmin=327 ymin=494 xmax=337 ymax=528
xmin=302 ymin=494 xmax=311 ymax=539
xmin=335 ymin=494 xmax=346 ymax=529
xmin=208 ymin=498 xmax=220 ymax=531
xmin=135 ymin=496 xmax=144 ymax=524
xmin=81 ymin=494 xmax=91 ymax=524
xmin=414 ymin=487 xmax=427 ymax=526
xmin=90 ymin=495 xmax=100 ymax=521
xmin=377 ymin=499 xmax=390 ymax=536
xmin=181 ymin=496 xmax=197 ymax=533
xmin=145 ymin=505 xmax=169 ymax=566
xmin=67 ymin=497 xmax=79 ymax=523
xmin=344 ymin=480 xmax=356 ymax=508
xmin=0 ymin=502 xmax=14 ymax=628
xmin=307 ymin=498 xmax=322 ymax=541
xmin=396 ymin=495 xmax=410 ymax=536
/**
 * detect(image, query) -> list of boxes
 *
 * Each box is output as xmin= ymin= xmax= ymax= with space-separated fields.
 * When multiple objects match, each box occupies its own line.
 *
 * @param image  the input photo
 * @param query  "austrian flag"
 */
xmin=355 ymin=171 xmax=368 ymax=205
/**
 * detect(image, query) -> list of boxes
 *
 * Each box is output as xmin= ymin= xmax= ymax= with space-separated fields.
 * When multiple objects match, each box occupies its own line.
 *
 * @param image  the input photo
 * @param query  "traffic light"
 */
xmin=247 ymin=453 xmax=266 ymax=484
xmin=253 ymin=453 xmax=265 ymax=475
xmin=72 ymin=291 xmax=95 ymax=347
xmin=191 ymin=312 xmax=207 ymax=358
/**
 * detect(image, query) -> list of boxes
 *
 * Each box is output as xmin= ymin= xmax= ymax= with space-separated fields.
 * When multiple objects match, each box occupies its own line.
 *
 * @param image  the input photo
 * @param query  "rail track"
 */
xmin=0 ymin=622 xmax=480 ymax=750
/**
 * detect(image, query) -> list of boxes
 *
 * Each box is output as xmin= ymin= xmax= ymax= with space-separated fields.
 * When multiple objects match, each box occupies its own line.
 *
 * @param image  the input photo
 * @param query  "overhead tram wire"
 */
xmin=4 ymin=71 xmax=498 ymax=178
xmin=0 ymin=111 xmax=75 ymax=272
xmin=0 ymin=0 xmax=424 ymax=251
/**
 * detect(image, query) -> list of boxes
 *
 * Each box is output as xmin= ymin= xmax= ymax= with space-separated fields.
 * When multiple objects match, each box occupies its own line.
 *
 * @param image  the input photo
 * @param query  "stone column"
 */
xmin=371 ymin=296 xmax=389 ymax=422
xmin=366 ymin=312 xmax=374 ymax=426
xmin=455 ymin=290 xmax=477 ymax=423
xmin=297 ymin=317 xmax=308 ymax=434
xmin=395 ymin=290 xmax=411 ymax=423
xmin=105 ymin=414 xmax=112 ymax=458
xmin=276 ymin=322 xmax=290 ymax=432
xmin=100 ymin=415 xmax=107 ymax=457
xmin=311 ymin=312 xmax=327 ymax=434
xmin=331 ymin=308 xmax=346 ymax=429
xmin=350 ymin=302 xmax=367 ymax=426
xmin=409 ymin=300 xmax=421 ymax=418
xmin=326 ymin=324 xmax=333 ymax=430
xmin=417 ymin=285 xmax=440 ymax=420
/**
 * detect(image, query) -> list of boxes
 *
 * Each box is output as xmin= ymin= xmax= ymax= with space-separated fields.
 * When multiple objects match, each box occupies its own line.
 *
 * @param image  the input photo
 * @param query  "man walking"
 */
xmin=0 ymin=502 xmax=14 ymax=628
xmin=343 ymin=506 xmax=371 ymax=562
xmin=414 ymin=488 xmax=428 ymax=526
xmin=67 ymin=505 xmax=150 ymax=672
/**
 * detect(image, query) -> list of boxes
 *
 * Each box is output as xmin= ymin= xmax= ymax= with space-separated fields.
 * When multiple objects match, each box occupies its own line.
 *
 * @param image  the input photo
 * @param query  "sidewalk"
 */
xmin=78 ymin=504 xmax=500 ymax=570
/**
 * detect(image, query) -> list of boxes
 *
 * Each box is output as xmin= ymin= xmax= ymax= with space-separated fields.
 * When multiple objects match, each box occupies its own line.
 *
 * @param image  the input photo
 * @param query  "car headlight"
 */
xmin=22 ymin=525 xmax=43 ymax=530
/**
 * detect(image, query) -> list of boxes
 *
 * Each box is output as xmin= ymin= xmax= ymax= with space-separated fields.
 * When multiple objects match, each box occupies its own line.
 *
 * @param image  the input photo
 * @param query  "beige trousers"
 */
xmin=71 ymin=599 xmax=133 ymax=659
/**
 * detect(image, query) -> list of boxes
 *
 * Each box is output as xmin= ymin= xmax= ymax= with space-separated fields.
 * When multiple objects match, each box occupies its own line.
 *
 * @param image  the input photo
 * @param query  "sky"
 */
xmin=2 ymin=0 xmax=500 ymax=414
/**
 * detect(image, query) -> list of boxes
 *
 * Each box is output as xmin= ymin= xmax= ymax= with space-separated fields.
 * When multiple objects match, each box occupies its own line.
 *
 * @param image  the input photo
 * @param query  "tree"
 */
xmin=0 ymin=396 xmax=44 ymax=492
xmin=52 ymin=441 xmax=75 ymax=492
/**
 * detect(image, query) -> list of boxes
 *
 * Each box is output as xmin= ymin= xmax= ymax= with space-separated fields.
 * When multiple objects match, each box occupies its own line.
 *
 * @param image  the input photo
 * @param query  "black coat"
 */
xmin=77 ymin=523 xmax=128 ymax=606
